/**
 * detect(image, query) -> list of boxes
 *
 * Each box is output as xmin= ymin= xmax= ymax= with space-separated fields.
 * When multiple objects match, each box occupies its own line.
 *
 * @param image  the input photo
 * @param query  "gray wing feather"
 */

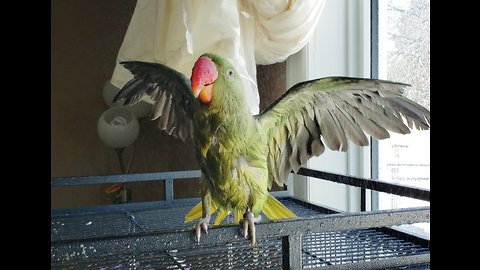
xmin=113 ymin=61 xmax=197 ymax=141
xmin=257 ymin=77 xmax=430 ymax=188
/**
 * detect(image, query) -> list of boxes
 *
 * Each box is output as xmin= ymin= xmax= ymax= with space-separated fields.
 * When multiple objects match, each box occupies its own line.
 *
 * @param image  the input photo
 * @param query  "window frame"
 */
xmin=370 ymin=0 xmax=430 ymax=216
xmin=285 ymin=0 xmax=373 ymax=212
xmin=286 ymin=0 xmax=429 ymax=217
xmin=371 ymin=0 xmax=380 ymax=211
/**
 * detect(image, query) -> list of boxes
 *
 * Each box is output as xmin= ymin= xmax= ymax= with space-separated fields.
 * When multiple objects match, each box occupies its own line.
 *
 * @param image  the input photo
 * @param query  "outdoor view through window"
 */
xmin=375 ymin=0 xmax=430 ymax=238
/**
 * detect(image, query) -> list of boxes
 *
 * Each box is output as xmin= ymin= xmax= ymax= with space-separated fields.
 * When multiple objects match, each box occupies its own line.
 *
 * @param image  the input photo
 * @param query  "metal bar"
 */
xmin=51 ymin=170 xmax=201 ymax=186
xmin=52 ymin=169 xmax=429 ymax=203
xmin=361 ymin=188 xmax=366 ymax=211
xmin=51 ymin=197 xmax=201 ymax=217
xmin=51 ymin=195 xmax=291 ymax=217
xmin=376 ymin=227 xmax=430 ymax=247
xmin=165 ymin=179 xmax=174 ymax=204
xmin=288 ymin=197 xmax=341 ymax=215
xmin=306 ymin=254 xmax=429 ymax=270
xmin=370 ymin=0 xmax=379 ymax=80
xmin=288 ymin=234 xmax=303 ymax=269
xmin=51 ymin=206 xmax=429 ymax=261
xmin=282 ymin=236 xmax=289 ymax=270
xmin=370 ymin=0 xmax=381 ymax=213
xmin=297 ymin=168 xmax=430 ymax=202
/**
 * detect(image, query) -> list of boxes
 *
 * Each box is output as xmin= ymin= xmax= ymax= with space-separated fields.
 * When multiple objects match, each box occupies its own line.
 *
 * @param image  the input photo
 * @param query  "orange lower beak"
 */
xmin=194 ymin=84 xmax=213 ymax=105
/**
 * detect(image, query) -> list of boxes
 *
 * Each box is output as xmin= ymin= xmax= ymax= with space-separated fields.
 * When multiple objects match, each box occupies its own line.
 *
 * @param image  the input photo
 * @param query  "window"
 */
xmin=372 ymin=0 xmax=430 ymax=238
xmin=285 ymin=1 xmax=429 ymax=238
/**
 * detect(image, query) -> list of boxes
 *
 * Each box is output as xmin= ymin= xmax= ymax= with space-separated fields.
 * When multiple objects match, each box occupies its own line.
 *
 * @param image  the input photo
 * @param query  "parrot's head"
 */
xmin=190 ymin=53 xmax=244 ymax=108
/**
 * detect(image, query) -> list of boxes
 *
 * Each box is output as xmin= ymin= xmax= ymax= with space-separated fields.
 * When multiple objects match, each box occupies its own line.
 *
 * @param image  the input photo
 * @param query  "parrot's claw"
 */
xmin=240 ymin=211 xmax=261 ymax=246
xmin=194 ymin=216 xmax=210 ymax=244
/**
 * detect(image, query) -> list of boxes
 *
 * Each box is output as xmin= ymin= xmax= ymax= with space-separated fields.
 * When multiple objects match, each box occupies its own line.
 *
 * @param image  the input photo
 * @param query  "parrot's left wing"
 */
xmin=255 ymin=77 xmax=430 ymax=188
xmin=113 ymin=61 xmax=198 ymax=141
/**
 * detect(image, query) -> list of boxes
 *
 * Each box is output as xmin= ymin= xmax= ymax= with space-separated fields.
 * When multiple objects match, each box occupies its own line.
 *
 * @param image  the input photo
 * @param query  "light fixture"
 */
xmin=97 ymin=106 xmax=140 ymax=149
xmin=97 ymin=106 xmax=140 ymax=203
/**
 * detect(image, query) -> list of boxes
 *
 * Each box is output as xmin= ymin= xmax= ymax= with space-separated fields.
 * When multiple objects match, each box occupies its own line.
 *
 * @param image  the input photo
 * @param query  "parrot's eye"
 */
xmin=225 ymin=69 xmax=235 ymax=80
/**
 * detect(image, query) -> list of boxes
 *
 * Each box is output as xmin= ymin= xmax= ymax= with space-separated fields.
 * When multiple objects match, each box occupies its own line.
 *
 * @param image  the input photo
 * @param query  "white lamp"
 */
xmin=103 ymin=80 xmax=152 ymax=119
xmin=97 ymin=106 xmax=139 ymax=203
xmin=97 ymin=106 xmax=140 ymax=149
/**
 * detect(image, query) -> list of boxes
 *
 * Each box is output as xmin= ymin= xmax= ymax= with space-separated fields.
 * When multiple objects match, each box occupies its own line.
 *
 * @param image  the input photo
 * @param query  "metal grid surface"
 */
xmin=51 ymin=197 xmax=429 ymax=269
xmin=52 ymin=237 xmax=284 ymax=270
xmin=51 ymin=198 xmax=327 ymax=242
xmin=302 ymin=229 xmax=429 ymax=268
xmin=52 ymin=205 xmax=194 ymax=242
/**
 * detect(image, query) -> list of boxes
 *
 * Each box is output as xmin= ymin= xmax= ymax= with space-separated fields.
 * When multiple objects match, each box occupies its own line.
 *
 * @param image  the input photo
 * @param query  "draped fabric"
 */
xmin=110 ymin=0 xmax=325 ymax=114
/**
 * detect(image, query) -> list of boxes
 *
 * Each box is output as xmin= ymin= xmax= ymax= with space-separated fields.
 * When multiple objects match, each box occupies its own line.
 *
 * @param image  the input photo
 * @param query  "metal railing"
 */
xmin=51 ymin=168 xmax=430 ymax=269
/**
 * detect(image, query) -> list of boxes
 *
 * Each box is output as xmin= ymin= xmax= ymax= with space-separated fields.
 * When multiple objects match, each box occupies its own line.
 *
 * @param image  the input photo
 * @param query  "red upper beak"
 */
xmin=191 ymin=56 xmax=218 ymax=104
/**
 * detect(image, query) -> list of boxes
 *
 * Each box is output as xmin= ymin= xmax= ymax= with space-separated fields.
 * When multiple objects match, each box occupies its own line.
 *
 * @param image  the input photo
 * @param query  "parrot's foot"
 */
xmin=240 ymin=211 xmax=262 ymax=246
xmin=194 ymin=216 xmax=211 ymax=244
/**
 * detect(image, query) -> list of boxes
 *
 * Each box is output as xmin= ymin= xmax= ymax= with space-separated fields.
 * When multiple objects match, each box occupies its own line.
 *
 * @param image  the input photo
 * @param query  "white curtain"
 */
xmin=110 ymin=0 xmax=325 ymax=114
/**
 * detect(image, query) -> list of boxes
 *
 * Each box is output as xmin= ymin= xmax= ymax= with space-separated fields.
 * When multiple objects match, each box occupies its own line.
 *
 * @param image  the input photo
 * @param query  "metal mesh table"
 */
xmin=51 ymin=197 xmax=429 ymax=269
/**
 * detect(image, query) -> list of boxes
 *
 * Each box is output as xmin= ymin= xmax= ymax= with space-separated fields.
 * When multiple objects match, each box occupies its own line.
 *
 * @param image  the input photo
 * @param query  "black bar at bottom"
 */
xmin=282 ymin=236 xmax=289 ymax=270
xmin=307 ymin=254 xmax=430 ymax=270
xmin=361 ymin=188 xmax=366 ymax=211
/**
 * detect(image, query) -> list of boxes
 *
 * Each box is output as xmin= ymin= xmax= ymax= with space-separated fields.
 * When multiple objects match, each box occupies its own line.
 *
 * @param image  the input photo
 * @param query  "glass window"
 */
xmin=372 ymin=0 xmax=430 ymax=238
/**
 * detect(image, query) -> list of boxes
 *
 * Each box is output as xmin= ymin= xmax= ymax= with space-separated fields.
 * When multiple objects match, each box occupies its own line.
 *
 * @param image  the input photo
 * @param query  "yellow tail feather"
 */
xmin=262 ymin=195 xmax=297 ymax=220
xmin=184 ymin=201 xmax=218 ymax=223
xmin=214 ymin=210 xmax=229 ymax=225
xmin=186 ymin=195 xmax=296 ymax=223
xmin=234 ymin=209 xmax=244 ymax=224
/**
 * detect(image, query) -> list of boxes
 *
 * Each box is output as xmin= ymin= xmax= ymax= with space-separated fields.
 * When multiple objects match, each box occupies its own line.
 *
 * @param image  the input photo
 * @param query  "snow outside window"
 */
xmin=372 ymin=0 xmax=430 ymax=239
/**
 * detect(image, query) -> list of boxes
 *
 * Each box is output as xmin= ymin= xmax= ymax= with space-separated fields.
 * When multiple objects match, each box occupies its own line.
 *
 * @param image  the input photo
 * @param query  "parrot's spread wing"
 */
xmin=113 ymin=61 xmax=198 ymax=141
xmin=256 ymin=77 xmax=430 ymax=188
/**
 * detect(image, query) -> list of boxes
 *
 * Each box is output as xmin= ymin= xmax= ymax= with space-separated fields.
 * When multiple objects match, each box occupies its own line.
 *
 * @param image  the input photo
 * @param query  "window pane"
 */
xmin=374 ymin=0 xmax=430 ymax=238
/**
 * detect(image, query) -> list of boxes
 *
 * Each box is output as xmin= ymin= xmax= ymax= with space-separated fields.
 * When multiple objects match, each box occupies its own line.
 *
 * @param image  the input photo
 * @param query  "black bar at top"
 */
xmin=297 ymin=168 xmax=430 ymax=202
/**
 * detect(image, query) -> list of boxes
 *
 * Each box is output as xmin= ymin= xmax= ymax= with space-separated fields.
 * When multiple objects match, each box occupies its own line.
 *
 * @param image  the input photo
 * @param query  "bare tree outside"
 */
xmin=385 ymin=0 xmax=430 ymax=109
xmin=376 ymin=0 xmax=430 ymax=238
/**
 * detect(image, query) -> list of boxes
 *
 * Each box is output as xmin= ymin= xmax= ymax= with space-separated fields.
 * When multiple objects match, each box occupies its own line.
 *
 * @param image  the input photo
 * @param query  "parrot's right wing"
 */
xmin=113 ymin=61 xmax=198 ymax=141
xmin=256 ymin=77 xmax=430 ymax=189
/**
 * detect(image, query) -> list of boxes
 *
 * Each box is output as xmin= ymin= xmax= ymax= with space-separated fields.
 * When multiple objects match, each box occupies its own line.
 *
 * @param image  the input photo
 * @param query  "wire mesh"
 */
xmin=51 ymin=237 xmax=283 ymax=270
xmin=51 ymin=197 xmax=429 ymax=269
xmin=52 ymin=205 xmax=194 ymax=242
xmin=51 ymin=198 xmax=327 ymax=242
xmin=302 ymin=229 xmax=430 ymax=268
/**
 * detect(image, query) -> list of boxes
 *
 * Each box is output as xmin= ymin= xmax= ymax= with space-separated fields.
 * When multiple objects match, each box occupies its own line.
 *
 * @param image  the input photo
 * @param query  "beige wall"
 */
xmin=51 ymin=0 xmax=286 ymax=209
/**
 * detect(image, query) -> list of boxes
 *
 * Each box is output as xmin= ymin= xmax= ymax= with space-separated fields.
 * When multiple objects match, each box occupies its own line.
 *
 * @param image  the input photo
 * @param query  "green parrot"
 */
xmin=114 ymin=53 xmax=430 ymax=245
